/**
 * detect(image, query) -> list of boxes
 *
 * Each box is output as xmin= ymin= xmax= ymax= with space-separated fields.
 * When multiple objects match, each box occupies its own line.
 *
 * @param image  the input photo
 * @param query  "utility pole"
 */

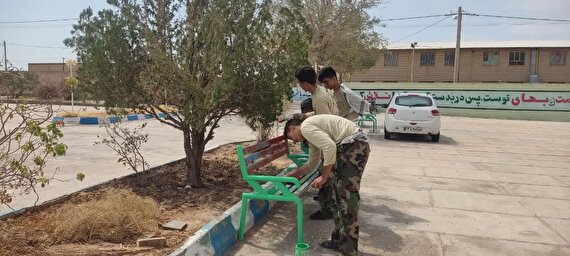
xmin=453 ymin=6 xmax=462 ymax=83
xmin=410 ymin=42 xmax=418 ymax=83
xmin=66 ymin=60 xmax=77 ymax=112
xmin=3 ymin=41 xmax=7 ymax=71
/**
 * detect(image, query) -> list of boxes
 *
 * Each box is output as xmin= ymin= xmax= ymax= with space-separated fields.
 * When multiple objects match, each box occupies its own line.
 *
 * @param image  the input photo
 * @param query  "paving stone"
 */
xmin=137 ymin=237 xmax=167 ymax=248
xmin=161 ymin=220 xmax=187 ymax=231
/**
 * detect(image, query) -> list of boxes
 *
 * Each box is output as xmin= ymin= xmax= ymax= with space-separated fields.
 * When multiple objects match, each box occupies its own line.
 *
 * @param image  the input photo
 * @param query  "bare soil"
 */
xmin=0 ymin=142 xmax=290 ymax=255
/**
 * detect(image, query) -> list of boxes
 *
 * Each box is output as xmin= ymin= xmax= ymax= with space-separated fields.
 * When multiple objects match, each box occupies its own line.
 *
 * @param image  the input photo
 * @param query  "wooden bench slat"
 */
xmin=244 ymin=141 xmax=287 ymax=165
xmin=243 ymin=141 xmax=269 ymax=155
xmin=247 ymin=147 xmax=288 ymax=172
xmin=243 ymin=135 xmax=286 ymax=155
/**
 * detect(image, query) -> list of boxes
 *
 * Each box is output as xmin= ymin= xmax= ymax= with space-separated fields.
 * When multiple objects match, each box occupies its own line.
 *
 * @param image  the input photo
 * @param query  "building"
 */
xmin=28 ymin=62 xmax=78 ymax=88
xmin=348 ymin=41 xmax=570 ymax=83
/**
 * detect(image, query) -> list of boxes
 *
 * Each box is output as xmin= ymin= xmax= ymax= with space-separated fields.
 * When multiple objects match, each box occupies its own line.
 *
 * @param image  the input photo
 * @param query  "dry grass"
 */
xmin=50 ymin=189 xmax=159 ymax=244
xmin=59 ymin=111 xmax=106 ymax=118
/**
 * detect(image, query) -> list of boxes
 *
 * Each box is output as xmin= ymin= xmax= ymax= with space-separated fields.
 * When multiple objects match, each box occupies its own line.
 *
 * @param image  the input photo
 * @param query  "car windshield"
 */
xmin=395 ymin=95 xmax=433 ymax=107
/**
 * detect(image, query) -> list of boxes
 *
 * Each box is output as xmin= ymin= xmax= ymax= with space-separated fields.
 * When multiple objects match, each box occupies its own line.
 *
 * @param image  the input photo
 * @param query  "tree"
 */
xmin=304 ymin=0 xmax=386 ymax=76
xmin=65 ymin=0 xmax=308 ymax=187
xmin=95 ymin=122 xmax=149 ymax=173
xmin=0 ymin=67 xmax=39 ymax=99
xmin=0 ymin=102 xmax=83 ymax=207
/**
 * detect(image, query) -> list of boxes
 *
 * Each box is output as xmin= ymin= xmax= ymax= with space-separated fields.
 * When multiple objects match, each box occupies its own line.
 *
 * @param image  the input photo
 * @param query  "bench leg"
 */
xmin=295 ymin=198 xmax=304 ymax=244
xmin=238 ymin=194 xmax=249 ymax=240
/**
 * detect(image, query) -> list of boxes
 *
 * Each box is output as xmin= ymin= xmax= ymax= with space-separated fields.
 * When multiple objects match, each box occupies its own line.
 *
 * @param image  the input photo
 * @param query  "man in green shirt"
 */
xmin=285 ymin=115 xmax=370 ymax=256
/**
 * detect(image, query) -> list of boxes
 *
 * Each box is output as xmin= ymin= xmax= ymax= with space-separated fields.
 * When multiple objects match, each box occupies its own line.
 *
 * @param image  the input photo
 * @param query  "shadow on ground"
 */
xmin=229 ymin=193 xmax=437 ymax=255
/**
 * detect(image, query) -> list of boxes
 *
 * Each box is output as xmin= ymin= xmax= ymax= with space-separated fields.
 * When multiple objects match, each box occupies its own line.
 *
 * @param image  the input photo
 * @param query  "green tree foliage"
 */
xmin=0 ymin=67 xmax=39 ymax=99
xmin=65 ymin=0 xmax=308 ymax=187
xmin=0 ymin=102 xmax=81 ymax=207
xmin=305 ymin=0 xmax=386 ymax=76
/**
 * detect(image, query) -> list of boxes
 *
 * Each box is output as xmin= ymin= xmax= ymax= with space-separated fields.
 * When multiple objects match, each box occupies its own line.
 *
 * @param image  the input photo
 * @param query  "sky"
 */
xmin=0 ymin=0 xmax=569 ymax=70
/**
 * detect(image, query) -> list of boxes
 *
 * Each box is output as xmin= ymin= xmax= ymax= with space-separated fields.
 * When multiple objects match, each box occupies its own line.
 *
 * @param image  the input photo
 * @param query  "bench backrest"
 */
xmin=236 ymin=135 xmax=289 ymax=180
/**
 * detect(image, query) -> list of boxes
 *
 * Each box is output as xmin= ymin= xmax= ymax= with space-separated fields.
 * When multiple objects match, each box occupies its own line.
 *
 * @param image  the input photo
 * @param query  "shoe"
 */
xmin=312 ymin=195 xmax=319 ymax=201
xmin=309 ymin=210 xmax=333 ymax=220
xmin=319 ymin=240 xmax=341 ymax=252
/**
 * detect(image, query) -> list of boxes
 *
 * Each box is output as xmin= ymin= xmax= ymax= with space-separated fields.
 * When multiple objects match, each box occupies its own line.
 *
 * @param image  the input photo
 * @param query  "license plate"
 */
xmin=403 ymin=126 xmax=423 ymax=132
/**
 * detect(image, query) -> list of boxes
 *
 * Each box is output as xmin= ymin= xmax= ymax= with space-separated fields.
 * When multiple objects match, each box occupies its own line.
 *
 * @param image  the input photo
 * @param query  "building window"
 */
xmin=384 ymin=52 xmax=399 ymax=66
xmin=420 ymin=52 xmax=435 ymax=66
xmin=550 ymin=50 xmax=567 ymax=65
xmin=444 ymin=52 xmax=455 ymax=66
xmin=483 ymin=52 xmax=499 ymax=65
xmin=509 ymin=51 xmax=525 ymax=65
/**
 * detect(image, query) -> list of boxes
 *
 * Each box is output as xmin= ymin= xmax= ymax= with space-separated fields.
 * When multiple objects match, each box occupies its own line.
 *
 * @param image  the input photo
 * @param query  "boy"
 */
xmin=295 ymin=66 xmax=337 ymax=220
xmin=285 ymin=115 xmax=370 ymax=256
xmin=318 ymin=67 xmax=371 ymax=121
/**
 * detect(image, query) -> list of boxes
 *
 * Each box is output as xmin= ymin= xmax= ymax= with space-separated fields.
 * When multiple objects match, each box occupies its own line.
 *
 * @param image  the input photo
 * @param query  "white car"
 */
xmin=381 ymin=93 xmax=441 ymax=142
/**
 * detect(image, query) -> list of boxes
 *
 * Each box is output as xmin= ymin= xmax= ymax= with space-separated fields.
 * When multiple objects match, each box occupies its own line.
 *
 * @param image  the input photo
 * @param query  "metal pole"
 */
xmin=410 ymin=42 xmax=417 ymax=83
xmin=3 ymin=41 xmax=7 ymax=71
xmin=411 ymin=48 xmax=414 ymax=82
xmin=453 ymin=6 xmax=462 ymax=83
xmin=70 ymin=62 xmax=74 ymax=112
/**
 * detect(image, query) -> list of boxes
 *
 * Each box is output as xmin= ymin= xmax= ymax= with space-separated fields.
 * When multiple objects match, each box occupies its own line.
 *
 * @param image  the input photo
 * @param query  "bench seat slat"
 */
xmin=243 ymin=135 xmax=286 ymax=155
xmin=247 ymin=147 xmax=288 ymax=172
xmin=244 ymin=141 xmax=287 ymax=165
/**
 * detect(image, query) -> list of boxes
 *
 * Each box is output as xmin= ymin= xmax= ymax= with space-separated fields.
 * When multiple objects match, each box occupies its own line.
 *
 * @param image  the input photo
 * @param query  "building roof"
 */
xmin=28 ymin=63 xmax=66 ymax=65
xmin=386 ymin=40 xmax=570 ymax=50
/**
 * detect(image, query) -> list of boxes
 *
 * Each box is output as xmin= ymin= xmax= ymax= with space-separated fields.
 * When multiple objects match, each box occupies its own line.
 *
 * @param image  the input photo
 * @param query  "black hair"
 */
xmin=318 ymin=67 xmax=337 ymax=83
xmin=284 ymin=118 xmax=303 ymax=138
xmin=300 ymin=98 xmax=313 ymax=113
xmin=295 ymin=66 xmax=317 ymax=85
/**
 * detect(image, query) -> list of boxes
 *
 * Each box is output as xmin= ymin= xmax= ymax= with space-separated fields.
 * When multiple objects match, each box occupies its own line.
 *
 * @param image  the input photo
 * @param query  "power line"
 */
xmin=0 ymin=23 xmax=76 ymax=29
xmin=387 ymin=21 xmax=570 ymax=28
xmin=6 ymin=42 xmax=68 ymax=50
xmin=464 ymin=13 xmax=570 ymax=23
xmin=381 ymin=14 xmax=453 ymax=22
xmin=388 ymin=15 xmax=453 ymax=45
xmin=0 ymin=18 xmax=78 ymax=24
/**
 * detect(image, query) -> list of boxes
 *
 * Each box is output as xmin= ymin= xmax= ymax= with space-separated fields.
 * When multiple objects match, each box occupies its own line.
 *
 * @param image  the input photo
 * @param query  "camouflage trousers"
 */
xmin=318 ymin=168 xmax=335 ymax=215
xmin=331 ymin=140 xmax=370 ymax=256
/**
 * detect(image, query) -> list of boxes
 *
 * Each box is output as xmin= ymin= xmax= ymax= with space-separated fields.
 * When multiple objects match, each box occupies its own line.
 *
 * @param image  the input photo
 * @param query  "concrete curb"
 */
xmin=52 ymin=113 xmax=169 ymax=125
xmin=169 ymin=187 xmax=277 ymax=256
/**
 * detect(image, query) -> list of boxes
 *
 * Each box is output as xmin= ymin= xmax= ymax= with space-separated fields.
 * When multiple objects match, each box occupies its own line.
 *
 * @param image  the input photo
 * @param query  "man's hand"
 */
xmin=311 ymin=176 xmax=326 ymax=189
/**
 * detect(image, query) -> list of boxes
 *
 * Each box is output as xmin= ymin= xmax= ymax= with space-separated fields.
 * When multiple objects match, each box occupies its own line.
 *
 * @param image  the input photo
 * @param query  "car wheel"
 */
xmin=431 ymin=133 xmax=440 ymax=142
xmin=384 ymin=128 xmax=391 ymax=140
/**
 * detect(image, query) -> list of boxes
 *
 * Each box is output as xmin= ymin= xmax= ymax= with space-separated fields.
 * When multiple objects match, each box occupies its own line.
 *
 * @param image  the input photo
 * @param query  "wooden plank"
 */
xmin=244 ymin=141 xmax=287 ymax=165
xmin=243 ymin=141 xmax=270 ymax=155
xmin=247 ymin=147 xmax=288 ymax=172
xmin=243 ymin=135 xmax=286 ymax=155
xmin=267 ymin=135 xmax=286 ymax=145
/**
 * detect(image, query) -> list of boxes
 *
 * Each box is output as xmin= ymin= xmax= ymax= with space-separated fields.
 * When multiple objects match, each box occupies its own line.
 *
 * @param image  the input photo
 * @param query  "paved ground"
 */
xmin=0 ymin=105 xmax=257 ymax=215
xmin=229 ymin=115 xmax=570 ymax=256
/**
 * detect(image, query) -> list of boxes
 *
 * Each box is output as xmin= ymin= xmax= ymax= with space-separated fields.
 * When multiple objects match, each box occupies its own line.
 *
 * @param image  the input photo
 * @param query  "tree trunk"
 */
xmin=183 ymin=128 xmax=206 ymax=188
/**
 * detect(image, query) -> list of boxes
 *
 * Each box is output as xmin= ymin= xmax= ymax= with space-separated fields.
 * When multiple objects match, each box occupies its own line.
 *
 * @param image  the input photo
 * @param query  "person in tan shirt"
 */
xmin=284 ymin=115 xmax=370 ymax=256
xmin=295 ymin=66 xmax=337 ymax=116
xmin=318 ymin=67 xmax=371 ymax=121
xmin=294 ymin=66 xmax=337 ymax=220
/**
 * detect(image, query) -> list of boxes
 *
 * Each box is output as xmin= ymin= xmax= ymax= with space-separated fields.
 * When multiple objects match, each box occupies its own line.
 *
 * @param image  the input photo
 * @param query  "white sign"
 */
xmin=291 ymin=88 xmax=570 ymax=111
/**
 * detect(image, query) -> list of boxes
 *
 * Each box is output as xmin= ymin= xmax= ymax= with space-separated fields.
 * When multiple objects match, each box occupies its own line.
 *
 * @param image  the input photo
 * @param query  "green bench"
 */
xmin=236 ymin=135 xmax=318 ymax=244
xmin=356 ymin=113 xmax=378 ymax=133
